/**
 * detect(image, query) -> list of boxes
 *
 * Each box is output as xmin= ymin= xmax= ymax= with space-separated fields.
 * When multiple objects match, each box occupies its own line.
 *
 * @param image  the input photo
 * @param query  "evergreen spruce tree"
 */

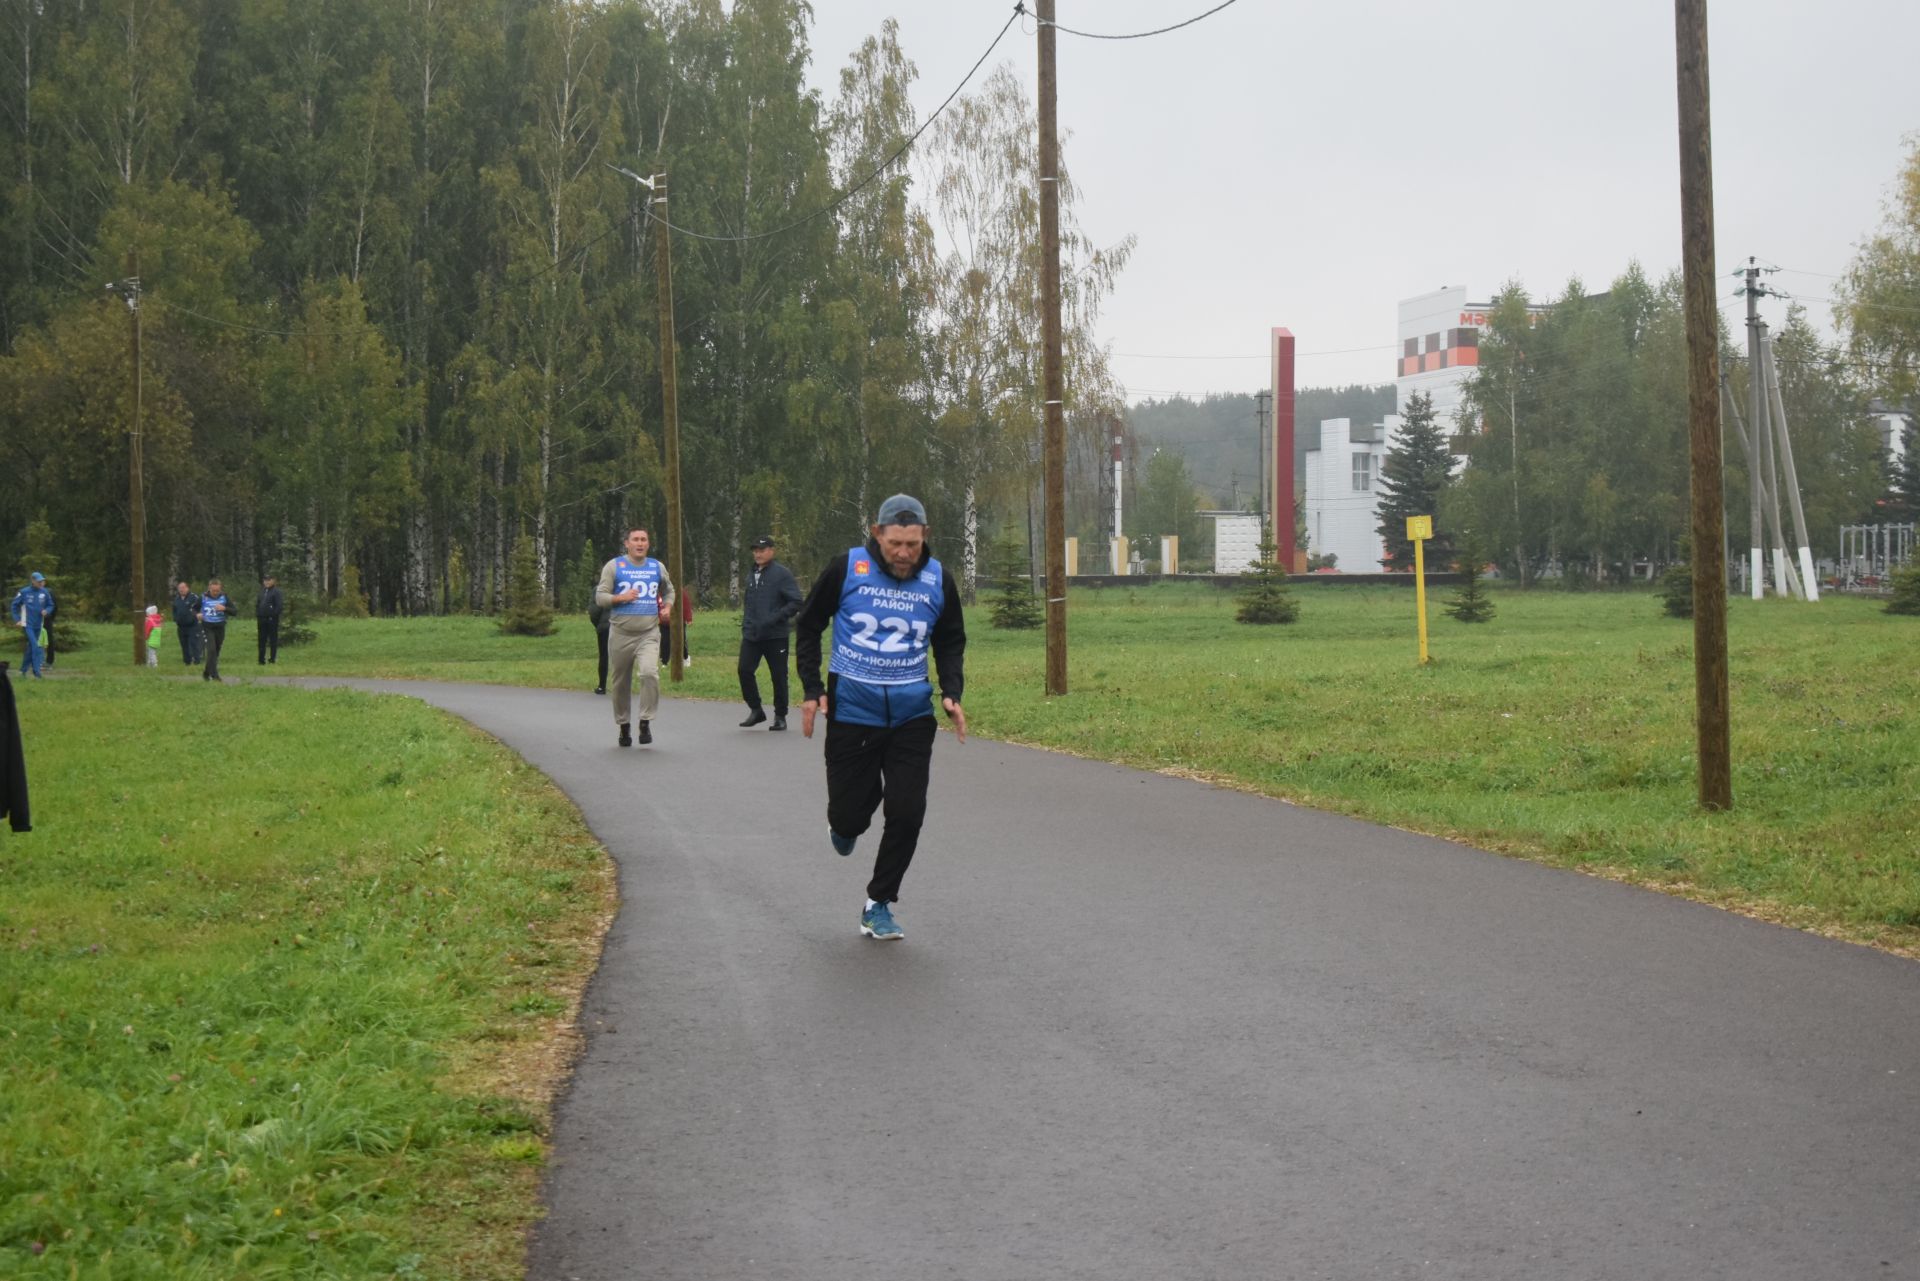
xmin=15 ymin=516 xmax=86 ymax=651
xmin=987 ymin=537 xmax=1041 ymax=630
xmin=500 ymin=534 xmax=556 ymax=636
xmin=1236 ymin=527 xmax=1299 ymax=625
xmin=1888 ymin=423 xmax=1920 ymax=523
xmin=1374 ymin=391 xmax=1456 ymax=571
xmin=1885 ymin=559 xmax=1920 ymax=615
xmin=1655 ymin=536 xmax=1694 ymax=618
xmin=1658 ymin=562 xmax=1694 ymax=618
xmin=1444 ymin=535 xmax=1497 ymax=623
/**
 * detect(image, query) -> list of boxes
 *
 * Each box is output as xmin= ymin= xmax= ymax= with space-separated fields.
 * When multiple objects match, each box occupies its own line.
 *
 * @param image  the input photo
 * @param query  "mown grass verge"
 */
xmin=0 ymin=670 xmax=614 ymax=1279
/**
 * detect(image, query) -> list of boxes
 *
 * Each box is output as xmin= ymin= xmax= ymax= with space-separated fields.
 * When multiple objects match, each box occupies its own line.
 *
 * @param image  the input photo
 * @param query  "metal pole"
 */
xmin=652 ymin=173 xmax=686 ymax=683
xmin=1744 ymin=263 xmax=1766 ymax=597
xmin=127 ymin=252 xmax=145 ymax=666
xmin=1509 ymin=361 xmax=1526 ymax=587
xmin=1037 ymin=0 xmax=1067 ymax=696
xmin=1675 ymin=0 xmax=1733 ymax=811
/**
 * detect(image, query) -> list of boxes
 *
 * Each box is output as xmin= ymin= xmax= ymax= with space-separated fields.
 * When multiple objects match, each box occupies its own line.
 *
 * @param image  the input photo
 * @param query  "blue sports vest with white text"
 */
xmin=200 ymin=594 xmax=230 ymax=626
xmin=828 ymin=546 xmax=944 ymax=686
xmin=609 ymin=557 xmax=664 ymax=617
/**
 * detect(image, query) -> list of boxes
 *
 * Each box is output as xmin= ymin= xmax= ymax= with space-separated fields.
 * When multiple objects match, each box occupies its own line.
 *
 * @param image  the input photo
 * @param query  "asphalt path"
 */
xmin=294 ymin=678 xmax=1920 ymax=1280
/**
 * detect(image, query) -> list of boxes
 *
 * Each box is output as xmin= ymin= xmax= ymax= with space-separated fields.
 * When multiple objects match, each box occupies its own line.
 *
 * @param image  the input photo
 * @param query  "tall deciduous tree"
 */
xmin=923 ymin=63 xmax=1131 ymax=593
xmin=1836 ymin=136 xmax=1920 ymax=404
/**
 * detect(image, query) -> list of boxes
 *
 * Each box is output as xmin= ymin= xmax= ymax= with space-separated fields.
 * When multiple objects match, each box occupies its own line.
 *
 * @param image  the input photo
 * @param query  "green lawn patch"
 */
xmin=1 ymin=670 xmax=614 ymax=1278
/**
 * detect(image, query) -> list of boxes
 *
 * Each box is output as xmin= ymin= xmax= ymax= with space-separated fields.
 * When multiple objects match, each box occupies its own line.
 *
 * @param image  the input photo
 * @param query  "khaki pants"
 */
xmin=608 ymin=616 xmax=662 ymax=726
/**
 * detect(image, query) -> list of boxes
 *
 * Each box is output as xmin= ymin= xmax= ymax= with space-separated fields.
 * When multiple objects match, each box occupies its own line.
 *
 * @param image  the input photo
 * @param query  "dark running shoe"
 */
xmin=860 ymin=902 xmax=903 ymax=941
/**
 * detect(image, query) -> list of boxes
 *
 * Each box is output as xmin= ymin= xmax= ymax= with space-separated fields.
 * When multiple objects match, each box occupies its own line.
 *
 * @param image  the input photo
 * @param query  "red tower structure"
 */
xmin=1270 ymin=328 xmax=1300 ymax=572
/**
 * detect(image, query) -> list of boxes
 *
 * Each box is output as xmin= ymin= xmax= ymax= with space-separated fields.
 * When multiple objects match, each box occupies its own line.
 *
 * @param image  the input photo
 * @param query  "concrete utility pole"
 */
xmin=1762 ymin=332 xmax=1818 ymax=599
xmin=652 ymin=172 xmax=686 ymax=683
xmin=1037 ymin=0 xmax=1067 ymax=696
xmin=1743 ymin=260 xmax=1770 ymax=597
xmin=110 ymin=257 xmax=145 ymax=666
xmin=1674 ymin=0 xmax=1733 ymax=811
xmin=1253 ymin=390 xmax=1271 ymax=522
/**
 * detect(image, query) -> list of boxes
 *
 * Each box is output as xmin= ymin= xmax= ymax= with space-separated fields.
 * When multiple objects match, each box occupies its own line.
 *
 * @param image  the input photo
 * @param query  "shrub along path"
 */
xmin=301 ymin=677 xmax=1919 ymax=1281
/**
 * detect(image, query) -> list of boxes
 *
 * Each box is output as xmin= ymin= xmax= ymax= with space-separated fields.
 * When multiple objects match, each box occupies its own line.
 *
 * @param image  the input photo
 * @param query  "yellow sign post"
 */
xmin=1406 ymin=515 xmax=1433 ymax=665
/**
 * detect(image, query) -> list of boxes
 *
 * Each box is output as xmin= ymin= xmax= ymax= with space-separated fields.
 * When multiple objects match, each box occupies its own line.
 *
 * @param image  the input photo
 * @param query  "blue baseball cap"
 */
xmin=29 ymin=571 xmax=44 ymax=582
xmin=875 ymin=493 xmax=927 ymax=527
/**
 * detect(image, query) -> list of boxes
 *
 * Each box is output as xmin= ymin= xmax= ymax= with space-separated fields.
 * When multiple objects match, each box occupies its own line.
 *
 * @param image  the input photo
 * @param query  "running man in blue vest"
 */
xmin=10 ymin=572 xmax=53 ymax=679
xmin=199 ymin=578 xmax=234 ymax=682
xmin=796 ymin=493 xmax=966 ymax=941
xmin=593 ymin=526 xmax=676 ymax=747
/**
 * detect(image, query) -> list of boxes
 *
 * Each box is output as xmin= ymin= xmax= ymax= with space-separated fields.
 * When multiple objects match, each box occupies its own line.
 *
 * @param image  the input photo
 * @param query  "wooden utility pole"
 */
xmin=1674 ymin=0 xmax=1733 ymax=810
xmin=652 ymin=172 xmax=686 ymax=683
xmin=1037 ymin=0 xmax=1067 ymax=696
xmin=124 ymin=253 xmax=146 ymax=667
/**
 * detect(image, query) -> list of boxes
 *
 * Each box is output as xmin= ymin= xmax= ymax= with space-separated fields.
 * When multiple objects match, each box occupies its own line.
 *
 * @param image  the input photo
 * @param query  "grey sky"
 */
xmin=797 ymin=1 xmax=1919 ymax=400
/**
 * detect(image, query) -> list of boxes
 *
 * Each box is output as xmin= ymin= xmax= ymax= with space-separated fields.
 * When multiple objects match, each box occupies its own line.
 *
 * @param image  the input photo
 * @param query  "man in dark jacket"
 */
xmin=737 ymin=535 xmax=803 ymax=730
xmin=255 ymin=573 xmax=284 ymax=665
xmin=171 ymin=580 xmax=203 ymax=666
xmin=588 ymin=593 xmax=611 ymax=694
xmin=795 ymin=494 xmax=966 ymax=942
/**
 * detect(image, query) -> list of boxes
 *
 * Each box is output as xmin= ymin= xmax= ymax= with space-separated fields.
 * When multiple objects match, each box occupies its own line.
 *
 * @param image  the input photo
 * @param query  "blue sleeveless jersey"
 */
xmin=609 ymin=557 xmax=664 ymax=617
xmin=200 ymin=594 xmax=230 ymax=626
xmin=829 ymin=546 xmax=944 ymax=687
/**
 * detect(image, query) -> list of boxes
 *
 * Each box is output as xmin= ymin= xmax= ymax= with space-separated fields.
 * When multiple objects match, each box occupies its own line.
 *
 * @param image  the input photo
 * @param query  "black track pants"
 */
xmin=737 ymin=636 xmax=790 ymax=714
xmin=824 ymin=714 xmax=937 ymax=905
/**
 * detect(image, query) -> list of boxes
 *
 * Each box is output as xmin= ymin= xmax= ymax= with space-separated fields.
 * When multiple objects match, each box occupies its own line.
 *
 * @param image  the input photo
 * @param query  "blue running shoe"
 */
xmin=860 ymin=901 xmax=903 ymax=941
xmin=829 ymin=828 xmax=857 ymax=858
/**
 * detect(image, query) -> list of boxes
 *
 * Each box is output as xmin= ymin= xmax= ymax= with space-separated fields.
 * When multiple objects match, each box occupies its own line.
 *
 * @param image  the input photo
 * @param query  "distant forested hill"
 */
xmin=1126 ymin=386 xmax=1397 ymax=507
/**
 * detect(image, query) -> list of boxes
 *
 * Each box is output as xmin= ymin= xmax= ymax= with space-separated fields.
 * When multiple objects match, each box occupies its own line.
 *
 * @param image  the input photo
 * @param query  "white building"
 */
xmin=1301 ymin=286 xmax=1546 ymax=570
xmin=1869 ymin=399 xmax=1913 ymax=467
xmin=1304 ymin=416 xmax=1399 ymax=571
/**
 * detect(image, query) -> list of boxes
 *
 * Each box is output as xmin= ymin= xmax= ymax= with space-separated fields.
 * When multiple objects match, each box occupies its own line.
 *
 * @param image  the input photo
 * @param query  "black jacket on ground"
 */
xmin=1 ymin=663 xmax=28 ymax=832
xmin=794 ymin=538 xmax=965 ymax=708
xmin=255 ymin=585 xmax=284 ymax=621
xmin=740 ymin=559 xmax=803 ymax=642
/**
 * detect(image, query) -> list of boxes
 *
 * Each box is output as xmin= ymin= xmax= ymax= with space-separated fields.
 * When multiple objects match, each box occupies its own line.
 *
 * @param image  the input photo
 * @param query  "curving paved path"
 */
xmin=295 ymin=679 xmax=1920 ymax=1280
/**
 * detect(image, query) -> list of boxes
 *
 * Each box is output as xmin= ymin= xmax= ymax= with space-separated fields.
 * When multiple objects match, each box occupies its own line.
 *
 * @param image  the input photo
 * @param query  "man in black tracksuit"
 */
xmin=796 ymin=494 xmax=966 ymax=942
xmin=171 ymin=580 xmax=204 ymax=666
xmin=737 ymin=534 xmax=803 ymax=730
xmin=256 ymin=573 xmax=284 ymax=664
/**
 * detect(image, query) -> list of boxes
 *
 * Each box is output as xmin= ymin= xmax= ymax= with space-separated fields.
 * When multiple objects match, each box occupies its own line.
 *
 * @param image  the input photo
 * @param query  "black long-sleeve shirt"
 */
xmin=794 ymin=539 xmax=965 ymax=709
xmin=2 ymin=663 xmax=29 ymax=832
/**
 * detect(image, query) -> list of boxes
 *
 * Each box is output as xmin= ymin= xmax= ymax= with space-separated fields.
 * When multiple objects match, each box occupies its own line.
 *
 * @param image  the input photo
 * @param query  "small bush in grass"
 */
xmin=1659 ymin=563 xmax=1694 ymax=618
xmin=1886 ymin=561 xmax=1920 ymax=616
xmin=1235 ymin=528 xmax=1298 ymax=625
xmin=1445 ymin=536 xmax=1497 ymax=624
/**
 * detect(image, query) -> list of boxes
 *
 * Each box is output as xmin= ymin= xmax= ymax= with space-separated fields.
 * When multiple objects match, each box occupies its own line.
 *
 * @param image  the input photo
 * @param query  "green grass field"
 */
xmin=1 ymin=670 xmax=613 ymax=1279
xmin=6 ymin=581 xmax=1915 ymax=1275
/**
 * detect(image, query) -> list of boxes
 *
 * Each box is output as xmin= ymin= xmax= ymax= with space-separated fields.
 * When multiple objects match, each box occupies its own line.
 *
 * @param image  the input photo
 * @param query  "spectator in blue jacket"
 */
xmin=9 ymin=572 xmax=53 ymax=679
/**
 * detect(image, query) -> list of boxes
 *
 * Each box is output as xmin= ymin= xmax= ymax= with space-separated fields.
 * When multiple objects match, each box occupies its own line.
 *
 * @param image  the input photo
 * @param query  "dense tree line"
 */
xmin=0 ymin=0 xmax=1132 ymax=618
xmin=1441 ymin=264 xmax=1895 ymax=584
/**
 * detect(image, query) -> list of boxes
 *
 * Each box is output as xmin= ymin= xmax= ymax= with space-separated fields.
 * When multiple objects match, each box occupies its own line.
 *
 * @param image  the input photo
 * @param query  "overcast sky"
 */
xmin=796 ymin=0 xmax=1919 ymax=402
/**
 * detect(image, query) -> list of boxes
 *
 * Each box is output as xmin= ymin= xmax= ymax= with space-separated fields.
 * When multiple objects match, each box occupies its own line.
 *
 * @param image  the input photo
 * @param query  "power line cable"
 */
xmin=644 ymin=6 xmax=1023 ymax=245
xmin=1042 ymin=0 xmax=1245 ymax=40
